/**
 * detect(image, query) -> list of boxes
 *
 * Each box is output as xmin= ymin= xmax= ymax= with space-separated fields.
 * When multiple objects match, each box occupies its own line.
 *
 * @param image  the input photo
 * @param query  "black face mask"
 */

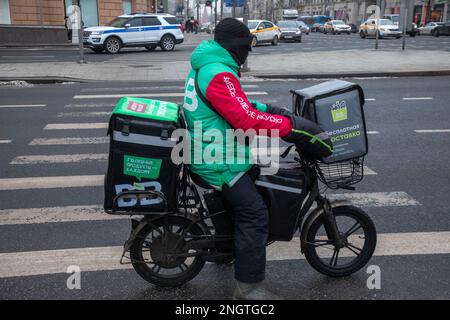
xmin=216 ymin=36 xmax=253 ymax=66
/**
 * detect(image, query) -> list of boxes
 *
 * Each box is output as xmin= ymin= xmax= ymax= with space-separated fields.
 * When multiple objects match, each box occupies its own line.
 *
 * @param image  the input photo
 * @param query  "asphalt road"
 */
xmin=1 ymin=32 xmax=450 ymax=63
xmin=0 ymin=76 xmax=449 ymax=299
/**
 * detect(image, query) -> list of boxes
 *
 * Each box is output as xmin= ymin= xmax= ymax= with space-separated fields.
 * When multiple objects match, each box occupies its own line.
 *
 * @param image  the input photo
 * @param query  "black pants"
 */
xmin=220 ymin=173 xmax=269 ymax=283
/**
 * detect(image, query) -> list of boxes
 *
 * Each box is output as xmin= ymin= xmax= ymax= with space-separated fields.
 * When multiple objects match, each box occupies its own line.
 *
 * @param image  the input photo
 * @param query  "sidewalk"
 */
xmin=1 ymin=49 xmax=449 ymax=82
xmin=0 ymin=33 xmax=211 ymax=48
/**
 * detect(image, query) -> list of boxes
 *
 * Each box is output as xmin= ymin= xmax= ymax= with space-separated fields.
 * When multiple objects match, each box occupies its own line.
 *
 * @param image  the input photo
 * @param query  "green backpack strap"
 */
xmin=194 ymin=69 xmax=220 ymax=117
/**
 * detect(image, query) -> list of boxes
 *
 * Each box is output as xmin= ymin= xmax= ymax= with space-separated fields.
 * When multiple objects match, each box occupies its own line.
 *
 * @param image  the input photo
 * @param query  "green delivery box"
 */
xmin=104 ymin=97 xmax=180 ymax=213
xmin=292 ymin=80 xmax=368 ymax=164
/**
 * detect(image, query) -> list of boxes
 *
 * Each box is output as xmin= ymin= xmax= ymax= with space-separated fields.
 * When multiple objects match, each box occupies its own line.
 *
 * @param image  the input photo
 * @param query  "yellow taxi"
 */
xmin=247 ymin=20 xmax=281 ymax=46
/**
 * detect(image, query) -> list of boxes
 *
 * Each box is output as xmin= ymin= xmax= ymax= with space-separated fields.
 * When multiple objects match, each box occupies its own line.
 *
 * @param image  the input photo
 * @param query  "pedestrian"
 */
xmin=190 ymin=16 xmax=196 ymax=33
xmin=193 ymin=19 xmax=199 ymax=34
xmin=185 ymin=19 xmax=191 ymax=33
xmin=64 ymin=15 xmax=72 ymax=41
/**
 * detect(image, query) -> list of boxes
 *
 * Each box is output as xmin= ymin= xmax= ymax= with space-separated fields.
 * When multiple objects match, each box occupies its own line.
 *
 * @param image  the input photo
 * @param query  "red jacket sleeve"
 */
xmin=205 ymin=72 xmax=292 ymax=137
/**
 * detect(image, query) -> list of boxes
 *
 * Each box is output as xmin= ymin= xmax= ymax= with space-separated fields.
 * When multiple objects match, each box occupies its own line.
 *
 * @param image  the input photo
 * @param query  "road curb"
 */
xmin=0 ymin=43 xmax=78 ymax=48
xmin=249 ymin=70 xmax=450 ymax=79
xmin=0 ymin=76 xmax=90 ymax=83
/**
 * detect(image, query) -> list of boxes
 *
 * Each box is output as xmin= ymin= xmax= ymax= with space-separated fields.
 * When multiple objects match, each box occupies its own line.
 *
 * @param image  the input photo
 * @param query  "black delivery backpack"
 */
xmin=292 ymin=80 xmax=368 ymax=164
xmin=104 ymin=97 xmax=180 ymax=214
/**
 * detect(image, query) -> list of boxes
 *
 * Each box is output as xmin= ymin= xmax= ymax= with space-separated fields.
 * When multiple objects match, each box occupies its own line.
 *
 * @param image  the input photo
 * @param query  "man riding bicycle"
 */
xmin=182 ymin=18 xmax=333 ymax=300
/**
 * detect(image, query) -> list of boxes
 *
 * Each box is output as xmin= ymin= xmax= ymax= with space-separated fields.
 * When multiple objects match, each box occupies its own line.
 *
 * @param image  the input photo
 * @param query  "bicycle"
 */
xmin=108 ymin=148 xmax=377 ymax=287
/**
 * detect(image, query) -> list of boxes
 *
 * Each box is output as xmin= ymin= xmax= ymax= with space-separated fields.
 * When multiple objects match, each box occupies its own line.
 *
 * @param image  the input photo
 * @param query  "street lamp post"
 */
xmin=214 ymin=0 xmax=218 ymax=26
xmin=242 ymin=0 xmax=250 ymax=72
xmin=71 ymin=0 xmax=85 ymax=64
xmin=187 ymin=0 xmax=190 ymax=20
xmin=196 ymin=1 xmax=200 ymax=22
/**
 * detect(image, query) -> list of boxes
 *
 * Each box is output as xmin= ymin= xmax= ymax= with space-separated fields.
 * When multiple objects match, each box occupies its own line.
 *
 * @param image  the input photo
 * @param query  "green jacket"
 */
xmin=182 ymin=40 xmax=292 ymax=189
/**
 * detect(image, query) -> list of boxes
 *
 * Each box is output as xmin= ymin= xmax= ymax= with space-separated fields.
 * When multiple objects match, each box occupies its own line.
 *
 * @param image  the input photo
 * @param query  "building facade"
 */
xmin=296 ymin=0 xmax=448 ymax=25
xmin=0 ymin=0 xmax=165 ymax=26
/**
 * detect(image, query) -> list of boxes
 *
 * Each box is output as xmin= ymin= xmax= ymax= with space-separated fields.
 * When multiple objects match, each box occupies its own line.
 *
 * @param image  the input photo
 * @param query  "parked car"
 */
xmin=323 ymin=20 xmax=352 ymax=34
xmin=248 ymin=20 xmax=281 ymax=46
xmin=349 ymin=23 xmax=358 ymax=33
xmin=432 ymin=21 xmax=450 ymax=37
xmin=359 ymin=18 xmax=402 ymax=39
xmin=297 ymin=21 xmax=310 ymax=34
xmin=383 ymin=14 xmax=400 ymax=26
xmin=82 ymin=13 xmax=184 ymax=54
xmin=206 ymin=23 xmax=215 ymax=34
xmin=277 ymin=20 xmax=302 ymax=42
xmin=312 ymin=23 xmax=322 ymax=32
xmin=418 ymin=22 xmax=443 ymax=35
xmin=200 ymin=23 xmax=209 ymax=32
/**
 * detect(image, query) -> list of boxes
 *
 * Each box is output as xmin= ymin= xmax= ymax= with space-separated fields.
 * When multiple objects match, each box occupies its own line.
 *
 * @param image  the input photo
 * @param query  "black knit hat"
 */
xmin=215 ymin=18 xmax=250 ymax=41
xmin=214 ymin=18 xmax=252 ymax=65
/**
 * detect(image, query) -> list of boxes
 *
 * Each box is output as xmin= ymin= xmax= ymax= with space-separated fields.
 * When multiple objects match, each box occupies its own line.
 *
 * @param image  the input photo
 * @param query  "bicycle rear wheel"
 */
xmin=304 ymin=206 xmax=376 ymax=277
xmin=130 ymin=216 xmax=206 ymax=287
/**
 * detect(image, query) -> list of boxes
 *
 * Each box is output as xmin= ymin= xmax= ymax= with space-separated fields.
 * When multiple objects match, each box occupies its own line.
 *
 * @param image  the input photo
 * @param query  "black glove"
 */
xmin=265 ymin=104 xmax=293 ymax=118
xmin=283 ymin=115 xmax=333 ymax=160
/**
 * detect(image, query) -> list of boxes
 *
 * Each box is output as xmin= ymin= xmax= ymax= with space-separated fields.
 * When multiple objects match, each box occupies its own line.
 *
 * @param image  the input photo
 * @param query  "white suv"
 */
xmin=83 ymin=13 xmax=184 ymax=54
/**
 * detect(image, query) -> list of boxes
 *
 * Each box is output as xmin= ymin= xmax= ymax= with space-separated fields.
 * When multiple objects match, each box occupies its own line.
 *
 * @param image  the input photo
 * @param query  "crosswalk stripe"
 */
xmin=64 ymin=103 xmax=115 ymax=108
xmin=0 ymin=205 xmax=124 ymax=225
xmin=0 ymin=231 xmax=448 ymax=278
xmin=73 ymin=92 xmax=268 ymax=99
xmin=0 ymin=104 xmax=46 ymax=108
xmin=414 ymin=129 xmax=450 ymax=133
xmin=44 ymin=123 xmax=108 ymax=130
xmin=10 ymin=153 xmax=108 ymax=165
xmin=0 ymin=171 xmax=418 ymax=207
xmin=252 ymin=148 xmax=377 ymax=175
xmin=57 ymin=112 xmax=111 ymax=118
xmin=402 ymin=97 xmax=433 ymax=101
xmin=0 ymin=139 xmax=12 ymax=144
xmin=0 ymin=175 xmax=104 ymax=190
xmin=79 ymin=85 xmax=258 ymax=92
xmin=327 ymin=192 xmax=421 ymax=207
xmin=11 ymin=152 xmax=377 ymax=172
xmin=267 ymin=231 xmax=450 ymax=261
xmin=29 ymin=137 xmax=109 ymax=146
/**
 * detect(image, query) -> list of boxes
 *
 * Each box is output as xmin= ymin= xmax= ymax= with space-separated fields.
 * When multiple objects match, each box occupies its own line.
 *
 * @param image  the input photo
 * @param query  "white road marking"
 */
xmin=0 ymin=205 xmax=125 ymax=225
xmin=363 ymin=166 xmax=377 ymax=175
xmin=64 ymin=103 xmax=115 ymax=108
xmin=0 ymin=175 xmax=104 ymax=191
xmin=402 ymin=97 xmax=433 ymax=100
xmin=1 ymin=55 xmax=55 ymax=58
xmin=73 ymin=91 xmax=268 ymax=99
xmin=57 ymin=111 xmax=111 ymax=117
xmin=79 ymin=85 xmax=258 ymax=92
xmin=327 ymin=191 xmax=421 ymax=207
xmin=0 ymin=140 xmax=12 ymax=144
xmin=10 ymin=153 xmax=108 ymax=165
xmin=414 ymin=129 xmax=450 ymax=133
xmin=267 ymin=232 xmax=450 ymax=261
xmin=0 ymin=104 xmax=46 ymax=108
xmin=29 ymin=137 xmax=109 ymax=146
xmin=367 ymin=131 xmax=380 ymax=134
xmin=365 ymin=98 xmax=376 ymax=101
xmin=1 ymin=231 xmax=448 ymax=278
xmin=44 ymin=123 xmax=108 ymax=130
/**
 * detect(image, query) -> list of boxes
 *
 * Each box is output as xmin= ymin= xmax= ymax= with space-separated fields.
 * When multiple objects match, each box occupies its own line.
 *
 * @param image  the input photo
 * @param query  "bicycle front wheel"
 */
xmin=304 ymin=206 xmax=377 ymax=277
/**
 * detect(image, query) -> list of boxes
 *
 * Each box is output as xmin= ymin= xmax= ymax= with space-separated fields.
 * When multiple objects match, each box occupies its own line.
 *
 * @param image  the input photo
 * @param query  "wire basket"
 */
xmin=315 ymin=157 xmax=365 ymax=189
